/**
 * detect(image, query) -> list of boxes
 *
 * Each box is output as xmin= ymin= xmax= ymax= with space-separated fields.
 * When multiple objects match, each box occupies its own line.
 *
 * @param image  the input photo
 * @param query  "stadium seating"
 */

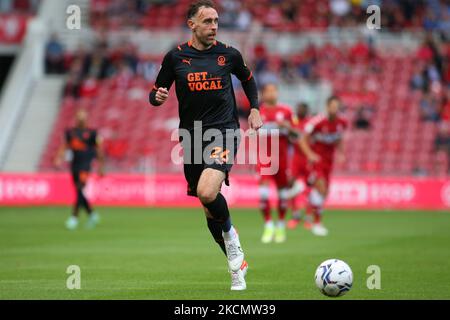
xmin=89 ymin=0 xmax=425 ymax=32
xmin=39 ymin=45 xmax=448 ymax=177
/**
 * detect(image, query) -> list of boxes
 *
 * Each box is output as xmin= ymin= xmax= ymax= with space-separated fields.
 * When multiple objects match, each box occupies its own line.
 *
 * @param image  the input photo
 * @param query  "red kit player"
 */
xmin=257 ymin=83 xmax=295 ymax=243
xmin=285 ymin=102 xmax=310 ymax=229
xmin=299 ymin=96 xmax=347 ymax=236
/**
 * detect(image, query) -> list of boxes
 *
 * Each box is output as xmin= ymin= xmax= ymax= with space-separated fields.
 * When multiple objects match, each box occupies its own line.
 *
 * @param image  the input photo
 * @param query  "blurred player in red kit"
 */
xmin=257 ymin=83 xmax=295 ymax=243
xmin=285 ymin=102 xmax=310 ymax=229
xmin=299 ymin=96 xmax=347 ymax=236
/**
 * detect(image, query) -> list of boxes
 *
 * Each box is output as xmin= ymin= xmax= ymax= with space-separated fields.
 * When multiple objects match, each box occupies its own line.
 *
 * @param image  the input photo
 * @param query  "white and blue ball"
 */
xmin=314 ymin=259 xmax=353 ymax=297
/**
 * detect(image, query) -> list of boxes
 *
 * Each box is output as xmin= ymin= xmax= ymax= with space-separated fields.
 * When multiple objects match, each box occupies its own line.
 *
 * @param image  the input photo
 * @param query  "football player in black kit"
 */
xmin=149 ymin=0 xmax=263 ymax=290
xmin=55 ymin=109 xmax=105 ymax=230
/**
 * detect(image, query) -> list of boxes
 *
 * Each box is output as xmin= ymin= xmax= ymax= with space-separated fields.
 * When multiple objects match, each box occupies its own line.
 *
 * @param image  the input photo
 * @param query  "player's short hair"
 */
xmin=326 ymin=95 xmax=340 ymax=105
xmin=298 ymin=102 xmax=309 ymax=110
xmin=261 ymin=82 xmax=278 ymax=92
xmin=187 ymin=0 xmax=216 ymax=20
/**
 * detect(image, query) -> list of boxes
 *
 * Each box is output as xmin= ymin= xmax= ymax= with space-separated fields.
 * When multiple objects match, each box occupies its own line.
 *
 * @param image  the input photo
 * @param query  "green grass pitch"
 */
xmin=0 ymin=206 xmax=449 ymax=299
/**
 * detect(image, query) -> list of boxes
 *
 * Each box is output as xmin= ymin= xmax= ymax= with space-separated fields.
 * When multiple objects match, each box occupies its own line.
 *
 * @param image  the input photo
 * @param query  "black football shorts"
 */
xmin=182 ymin=126 xmax=240 ymax=197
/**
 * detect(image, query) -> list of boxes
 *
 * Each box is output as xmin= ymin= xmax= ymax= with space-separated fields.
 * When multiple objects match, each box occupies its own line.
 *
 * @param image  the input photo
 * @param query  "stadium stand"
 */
xmin=87 ymin=0 xmax=435 ymax=32
xmin=1 ymin=0 xmax=439 ymax=176
xmin=39 ymin=33 xmax=450 ymax=176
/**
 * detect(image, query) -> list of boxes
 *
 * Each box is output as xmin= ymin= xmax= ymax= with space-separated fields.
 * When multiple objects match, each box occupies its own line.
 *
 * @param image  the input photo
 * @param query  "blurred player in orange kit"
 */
xmin=285 ymin=102 xmax=311 ymax=230
xmin=54 ymin=109 xmax=104 ymax=230
xmin=257 ymin=83 xmax=295 ymax=243
xmin=299 ymin=96 xmax=347 ymax=236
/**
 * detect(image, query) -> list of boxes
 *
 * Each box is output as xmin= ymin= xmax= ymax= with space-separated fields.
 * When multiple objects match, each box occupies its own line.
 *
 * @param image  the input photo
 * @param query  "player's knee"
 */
xmin=259 ymin=185 xmax=270 ymax=200
xmin=278 ymin=188 xmax=289 ymax=200
xmin=315 ymin=180 xmax=327 ymax=195
xmin=197 ymin=187 xmax=218 ymax=205
xmin=309 ymin=188 xmax=325 ymax=207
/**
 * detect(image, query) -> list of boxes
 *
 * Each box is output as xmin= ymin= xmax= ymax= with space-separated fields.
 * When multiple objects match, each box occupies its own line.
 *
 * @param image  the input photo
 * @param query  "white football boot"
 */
xmin=223 ymin=227 xmax=244 ymax=272
xmin=230 ymin=260 xmax=248 ymax=291
xmin=261 ymin=223 xmax=275 ymax=244
xmin=86 ymin=212 xmax=100 ymax=229
xmin=65 ymin=216 xmax=79 ymax=230
xmin=311 ymin=223 xmax=329 ymax=236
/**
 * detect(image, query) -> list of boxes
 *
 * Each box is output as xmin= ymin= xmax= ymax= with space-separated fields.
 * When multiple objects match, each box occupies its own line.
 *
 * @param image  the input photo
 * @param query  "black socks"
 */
xmin=203 ymin=193 xmax=231 ymax=232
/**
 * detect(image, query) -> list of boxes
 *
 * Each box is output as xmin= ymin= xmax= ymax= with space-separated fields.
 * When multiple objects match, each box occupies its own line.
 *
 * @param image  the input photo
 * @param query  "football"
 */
xmin=314 ymin=259 xmax=353 ymax=297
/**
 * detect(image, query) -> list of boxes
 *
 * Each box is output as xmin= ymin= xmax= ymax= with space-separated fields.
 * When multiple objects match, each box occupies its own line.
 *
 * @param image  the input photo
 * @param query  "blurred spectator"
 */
xmin=0 ymin=0 xmax=40 ymax=13
xmin=420 ymin=91 xmax=441 ymax=122
xmin=412 ymin=165 xmax=429 ymax=177
xmin=236 ymin=2 xmax=252 ymax=31
xmin=280 ymin=57 xmax=300 ymax=83
xmin=63 ymin=57 xmax=85 ymax=99
xmin=112 ymin=62 xmax=134 ymax=90
xmin=253 ymin=43 xmax=269 ymax=74
xmin=410 ymin=62 xmax=427 ymax=91
xmin=79 ymin=76 xmax=99 ymax=98
xmin=45 ymin=34 xmax=65 ymax=74
xmin=264 ymin=3 xmax=284 ymax=28
xmin=434 ymin=120 xmax=450 ymax=155
xmin=84 ymin=42 xmax=111 ymax=79
xmin=349 ymin=38 xmax=373 ymax=64
xmin=0 ymin=0 xmax=13 ymax=12
xmin=424 ymin=0 xmax=450 ymax=32
xmin=257 ymin=67 xmax=280 ymax=89
xmin=63 ymin=72 xmax=81 ymax=99
xmin=280 ymin=0 xmax=298 ymax=23
xmin=330 ymin=0 xmax=351 ymax=17
xmin=353 ymin=104 xmax=374 ymax=130
xmin=416 ymin=38 xmax=434 ymax=62
xmin=121 ymin=42 xmax=139 ymax=74
xmin=137 ymin=55 xmax=159 ymax=82
xmin=218 ymin=0 xmax=239 ymax=29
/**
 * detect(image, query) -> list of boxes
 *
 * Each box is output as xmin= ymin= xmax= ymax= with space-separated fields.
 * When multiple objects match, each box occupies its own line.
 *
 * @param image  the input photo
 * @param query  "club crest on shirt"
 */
xmin=217 ymin=56 xmax=226 ymax=66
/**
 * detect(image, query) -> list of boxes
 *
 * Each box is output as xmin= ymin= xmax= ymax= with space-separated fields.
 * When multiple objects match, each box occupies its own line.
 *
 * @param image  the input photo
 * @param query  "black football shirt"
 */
xmin=150 ymin=41 xmax=255 ymax=131
xmin=65 ymin=127 xmax=97 ymax=171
